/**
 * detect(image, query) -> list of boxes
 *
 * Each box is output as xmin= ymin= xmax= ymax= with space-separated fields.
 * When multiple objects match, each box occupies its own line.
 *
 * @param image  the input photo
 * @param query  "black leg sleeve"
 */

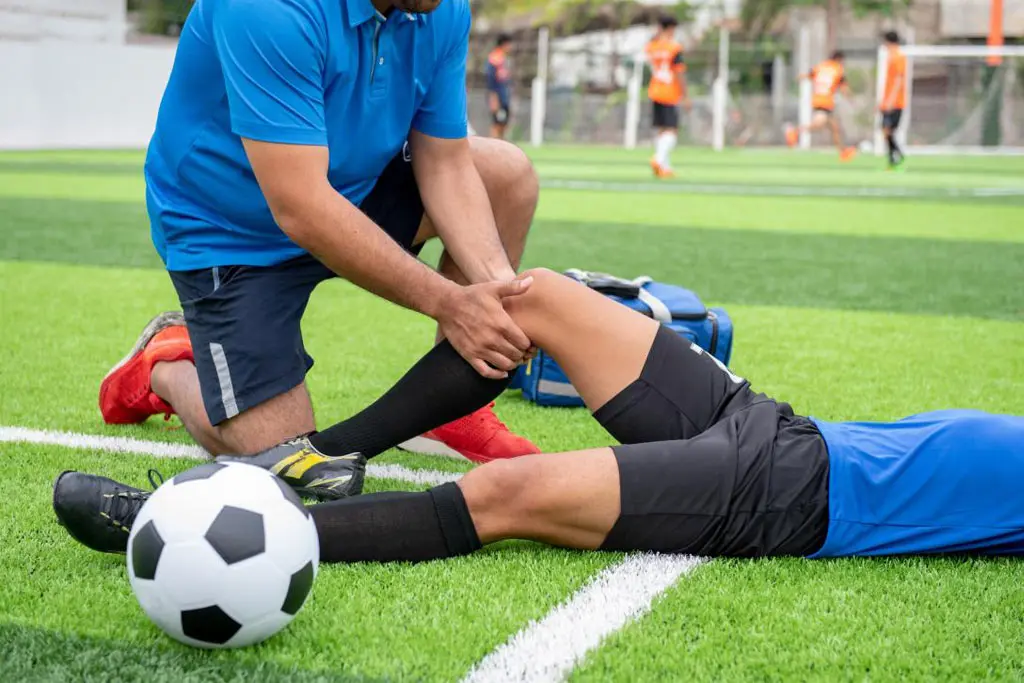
xmin=310 ymin=482 xmax=482 ymax=563
xmin=309 ymin=340 xmax=512 ymax=458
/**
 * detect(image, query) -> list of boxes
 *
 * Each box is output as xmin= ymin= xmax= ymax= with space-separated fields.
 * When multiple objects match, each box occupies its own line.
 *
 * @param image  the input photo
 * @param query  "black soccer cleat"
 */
xmin=216 ymin=436 xmax=366 ymax=501
xmin=52 ymin=470 xmax=162 ymax=554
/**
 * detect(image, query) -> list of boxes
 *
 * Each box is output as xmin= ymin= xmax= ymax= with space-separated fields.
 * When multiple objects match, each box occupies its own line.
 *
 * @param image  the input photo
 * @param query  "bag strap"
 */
xmin=565 ymin=269 xmax=672 ymax=324
xmin=635 ymin=288 xmax=672 ymax=324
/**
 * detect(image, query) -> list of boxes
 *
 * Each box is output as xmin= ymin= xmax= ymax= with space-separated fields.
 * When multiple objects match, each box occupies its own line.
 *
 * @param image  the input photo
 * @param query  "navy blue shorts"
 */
xmin=169 ymin=151 xmax=424 ymax=425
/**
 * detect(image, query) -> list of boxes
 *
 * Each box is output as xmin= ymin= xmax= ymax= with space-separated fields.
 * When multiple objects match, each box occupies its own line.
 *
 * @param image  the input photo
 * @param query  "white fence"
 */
xmin=0 ymin=0 xmax=127 ymax=43
xmin=0 ymin=40 xmax=175 ymax=149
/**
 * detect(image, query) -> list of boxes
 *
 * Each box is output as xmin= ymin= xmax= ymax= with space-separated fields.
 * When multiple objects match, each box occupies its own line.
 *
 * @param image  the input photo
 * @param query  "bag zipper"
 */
xmin=707 ymin=310 xmax=719 ymax=356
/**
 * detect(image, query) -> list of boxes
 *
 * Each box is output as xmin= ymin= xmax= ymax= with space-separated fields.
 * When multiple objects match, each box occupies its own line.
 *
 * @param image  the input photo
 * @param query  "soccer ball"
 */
xmin=127 ymin=462 xmax=319 ymax=649
xmin=859 ymin=139 xmax=873 ymax=152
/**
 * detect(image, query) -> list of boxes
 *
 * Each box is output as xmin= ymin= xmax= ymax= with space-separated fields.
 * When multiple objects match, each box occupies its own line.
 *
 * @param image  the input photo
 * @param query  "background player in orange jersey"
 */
xmin=486 ymin=34 xmax=514 ymax=139
xmin=879 ymin=31 xmax=907 ymax=169
xmin=646 ymin=15 xmax=691 ymax=178
xmin=786 ymin=51 xmax=858 ymax=162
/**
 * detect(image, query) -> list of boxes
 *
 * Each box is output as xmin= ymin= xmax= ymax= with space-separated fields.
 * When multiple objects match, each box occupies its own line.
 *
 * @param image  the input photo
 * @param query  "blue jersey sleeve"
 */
xmin=212 ymin=0 xmax=328 ymax=146
xmin=412 ymin=2 xmax=469 ymax=139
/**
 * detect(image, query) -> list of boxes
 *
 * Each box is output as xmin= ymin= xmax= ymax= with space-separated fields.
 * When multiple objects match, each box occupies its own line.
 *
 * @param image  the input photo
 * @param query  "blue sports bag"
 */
xmin=512 ymin=270 xmax=733 ymax=407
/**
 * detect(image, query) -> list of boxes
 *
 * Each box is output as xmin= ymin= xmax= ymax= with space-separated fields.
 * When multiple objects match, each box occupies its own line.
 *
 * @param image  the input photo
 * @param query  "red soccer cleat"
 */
xmin=99 ymin=312 xmax=194 ymax=424
xmin=399 ymin=403 xmax=541 ymax=464
xmin=840 ymin=146 xmax=858 ymax=163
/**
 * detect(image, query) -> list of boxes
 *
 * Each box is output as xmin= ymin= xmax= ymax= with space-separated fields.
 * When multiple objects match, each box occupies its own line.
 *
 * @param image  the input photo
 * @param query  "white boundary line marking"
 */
xmin=462 ymin=553 xmax=705 ymax=683
xmin=540 ymin=178 xmax=1024 ymax=198
xmin=0 ymin=426 xmax=460 ymax=487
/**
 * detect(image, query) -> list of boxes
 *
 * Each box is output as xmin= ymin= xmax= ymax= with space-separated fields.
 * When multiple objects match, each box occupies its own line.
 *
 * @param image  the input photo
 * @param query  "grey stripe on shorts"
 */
xmin=209 ymin=342 xmax=239 ymax=419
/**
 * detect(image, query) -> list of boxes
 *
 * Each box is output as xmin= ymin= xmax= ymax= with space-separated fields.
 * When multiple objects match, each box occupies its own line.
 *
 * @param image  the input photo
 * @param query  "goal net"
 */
xmin=876 ymin=45 xmax=1024 ymax=155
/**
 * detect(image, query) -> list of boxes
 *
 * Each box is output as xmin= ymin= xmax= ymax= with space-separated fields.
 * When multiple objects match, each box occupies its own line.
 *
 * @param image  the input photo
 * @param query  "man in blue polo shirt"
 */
xmin=97 ymin=0 xmax=543 ymax=499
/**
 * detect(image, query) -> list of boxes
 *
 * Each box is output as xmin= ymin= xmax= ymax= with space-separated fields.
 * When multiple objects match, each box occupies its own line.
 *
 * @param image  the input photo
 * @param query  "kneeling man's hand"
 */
xmin=436 ymin=277 xmax=533 ymax=379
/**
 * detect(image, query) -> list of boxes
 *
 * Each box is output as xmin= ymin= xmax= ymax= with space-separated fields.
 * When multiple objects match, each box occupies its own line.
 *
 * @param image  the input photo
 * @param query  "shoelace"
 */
xmin=101 ymin=470 xmax=165 ymax=532
xmin=469 ymin=403 xmax=512 ymax=433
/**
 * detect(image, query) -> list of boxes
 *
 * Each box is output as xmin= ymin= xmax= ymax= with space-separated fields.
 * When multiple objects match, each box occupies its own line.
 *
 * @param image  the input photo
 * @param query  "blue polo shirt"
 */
xmin=144 ymin=0 xmax=470 ymax=271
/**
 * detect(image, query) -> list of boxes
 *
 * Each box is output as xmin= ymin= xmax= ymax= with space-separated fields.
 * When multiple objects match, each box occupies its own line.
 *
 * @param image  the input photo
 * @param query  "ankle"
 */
xmin=150 ymin=359 xmax=191 ymax=403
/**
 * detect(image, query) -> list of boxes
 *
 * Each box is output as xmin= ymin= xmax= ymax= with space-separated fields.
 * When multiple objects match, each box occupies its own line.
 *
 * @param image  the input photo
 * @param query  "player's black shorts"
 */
xmin=881 ymin=109 xmax=903 ymax=130
xmin=168 ymin=150 xmax=424 ymax=425
xmin=652 ymin=102 xmax=679 ymax=129
xmin=594 ymin=326 xmax=830 ymax=557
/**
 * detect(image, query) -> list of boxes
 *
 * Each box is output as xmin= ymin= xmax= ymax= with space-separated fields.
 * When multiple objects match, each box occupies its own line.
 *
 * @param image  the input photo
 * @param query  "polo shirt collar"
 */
xmin=346 ymin=0 xmax=376 ymax=27
xmin=347 ymin=0 xmax=423 ymax=26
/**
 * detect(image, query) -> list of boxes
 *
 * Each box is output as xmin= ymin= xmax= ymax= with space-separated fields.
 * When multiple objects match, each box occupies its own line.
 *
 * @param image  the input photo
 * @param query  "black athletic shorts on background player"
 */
xmin=593 ymin=326 xmax=830 ymax=557
xmin=882 ymin=109 xmax=903 ymax=130
xmin=652 ymin=102 xmax=680 ymax=129
xmin=168 ymin=150 xmax=424 ymax=426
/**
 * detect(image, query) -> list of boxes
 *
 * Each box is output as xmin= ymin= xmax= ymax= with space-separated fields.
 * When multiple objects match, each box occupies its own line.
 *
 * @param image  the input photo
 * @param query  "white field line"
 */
xmin=540 ymin=177 xmax=1024 ymax=198
xmin=0 ymin=426 xmax=460 ymax=487
xmin=462 ymin=553 xmax=706 ymax=683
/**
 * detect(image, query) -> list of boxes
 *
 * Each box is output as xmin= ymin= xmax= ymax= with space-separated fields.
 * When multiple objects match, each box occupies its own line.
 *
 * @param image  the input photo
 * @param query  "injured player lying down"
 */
xmin=55 ymin=268 xmax=1024 ymax=561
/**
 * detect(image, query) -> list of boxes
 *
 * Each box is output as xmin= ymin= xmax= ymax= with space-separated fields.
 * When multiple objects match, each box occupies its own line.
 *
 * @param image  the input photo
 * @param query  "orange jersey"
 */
xmin=810 ymin=59 xmax=846 ymax=110
xmin=646 ymin=38 xmax=685 ymax=105
xmin=882 ymin=50 xmax=907 ymax=110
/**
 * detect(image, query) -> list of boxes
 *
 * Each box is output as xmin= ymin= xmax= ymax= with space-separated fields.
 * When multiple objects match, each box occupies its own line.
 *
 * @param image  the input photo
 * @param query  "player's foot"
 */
xmin=53 ymin=470 xmax=162 ymax=554
xmin=99 ymin=312 xmax=193 ymax=424
xmin=785 ymin=125 xmax=799 ymax=148
xmin=398 ymin=403 xmax=541 ymax=464
xmin=216 ymin=436 xmax=366 ymax=501
xmin=649 ymin=157 xmax=662 ymax=177
xmin=840 ymin=146 xmax=858 ymax=162
xmin=656 ymin=166 xmax=676 ymax=179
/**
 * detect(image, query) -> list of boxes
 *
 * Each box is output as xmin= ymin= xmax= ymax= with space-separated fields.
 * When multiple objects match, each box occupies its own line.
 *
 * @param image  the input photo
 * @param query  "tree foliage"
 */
xmin=741 ymin=0 xmax=912 ymax=37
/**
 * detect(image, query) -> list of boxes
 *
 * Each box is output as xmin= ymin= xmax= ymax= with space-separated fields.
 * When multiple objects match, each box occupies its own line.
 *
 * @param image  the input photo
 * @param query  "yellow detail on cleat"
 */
xmin=280 ymin=451 xmax=333 ymax=479
xmin=270 ymin=450 xmax=308 ymax=476
xmin=303 ymin=474 xmax=353 ymax=491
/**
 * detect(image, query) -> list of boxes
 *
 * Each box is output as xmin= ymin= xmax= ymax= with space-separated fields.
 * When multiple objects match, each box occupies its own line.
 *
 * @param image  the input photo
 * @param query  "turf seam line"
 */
xmin=461 ymin=553 xmax=705 ymax=683
xmin=0 ymin=426 xmax=460 ymax=487
xmin=540 ymin=178 xmax=1024 ymax=198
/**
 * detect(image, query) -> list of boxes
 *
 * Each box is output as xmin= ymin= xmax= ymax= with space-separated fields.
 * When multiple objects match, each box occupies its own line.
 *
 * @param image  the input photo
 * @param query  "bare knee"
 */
xmin=471 ymin=138 xmax=539 ymax=219
xmin=459 ymin=457 xmax=539 ymax=542
xmin=504 ymin=266 xmax=561 ymax=315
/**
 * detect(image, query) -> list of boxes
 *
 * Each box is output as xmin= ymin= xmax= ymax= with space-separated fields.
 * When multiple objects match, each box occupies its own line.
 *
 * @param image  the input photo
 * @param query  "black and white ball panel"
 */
xmin=127 ymin=462 xmax=319 ymax=648
xmin=181 ymin=605 xmax=242 ymax=645
xmin=172 ymin=462 xmax=226 ymax=484
xmin=130 ymin=520 xmax=164 ymax=581
xmin=205 ymin=506 xmax=265 ymax=565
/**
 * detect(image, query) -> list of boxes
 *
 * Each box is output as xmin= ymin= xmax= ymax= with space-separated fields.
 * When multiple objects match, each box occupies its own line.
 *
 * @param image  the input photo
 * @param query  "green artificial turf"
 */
xmin=0 ymin=146 xmax=1022 ymax=681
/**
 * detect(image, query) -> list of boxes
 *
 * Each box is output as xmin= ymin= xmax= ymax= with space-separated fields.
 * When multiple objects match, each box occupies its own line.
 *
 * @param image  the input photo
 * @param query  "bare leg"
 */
xmin=504 ymin=268 xmax=660 ymax=410
xmin=829 ymin=118 xmax=844 ymax=153
xmin=151 ymin=360 xmax=314 ymax=455
xmin=460 ymin=448 xmax=620 ymax=549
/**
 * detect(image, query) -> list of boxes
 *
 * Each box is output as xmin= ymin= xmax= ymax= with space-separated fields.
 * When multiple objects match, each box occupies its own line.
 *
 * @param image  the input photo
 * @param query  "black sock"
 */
xmin=887 ymin=133 xmax=902 ymax=164
xmin=310 ymin=482 xmax=482 ymax=563
xmin=308 ymin=340 xmax=511 ymax=458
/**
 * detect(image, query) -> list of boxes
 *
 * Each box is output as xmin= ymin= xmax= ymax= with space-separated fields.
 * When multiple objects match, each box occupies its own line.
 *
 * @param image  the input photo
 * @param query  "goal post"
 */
xmin=875 ymin=44 xmax=1024 ymax=155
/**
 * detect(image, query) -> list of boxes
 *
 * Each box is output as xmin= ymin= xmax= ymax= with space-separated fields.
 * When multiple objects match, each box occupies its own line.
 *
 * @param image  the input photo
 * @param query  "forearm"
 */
xmin=415 ymin=151 xmax=515 ymax=284
xmin=281 ymin=184 xmax=455 ymax=318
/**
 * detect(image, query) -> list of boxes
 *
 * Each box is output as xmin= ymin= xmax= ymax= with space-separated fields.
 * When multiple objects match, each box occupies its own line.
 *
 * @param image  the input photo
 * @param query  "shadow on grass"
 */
xmin=0 ymin=622 xmax=383 ymax=683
